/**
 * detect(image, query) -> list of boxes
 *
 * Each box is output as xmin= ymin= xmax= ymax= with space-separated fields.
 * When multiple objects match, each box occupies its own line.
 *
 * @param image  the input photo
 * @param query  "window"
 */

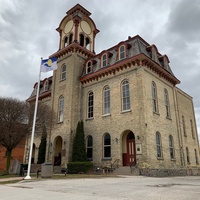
xmin=186 ymin=147 xmax=190 ymax=164
xmin=58 ymin=96 xmax=64 ymax=122
xmin=44 ymin=80 xmax=48 ymax=91
xmin=64 ymin=37 xmax=68 ymax=47
xmin=69 ymin=33 xmax=73 ymax=44
xmin=169 ymin=135 xmax=175 ymax=159
xmin=88 ymin=91 xmax=94 ymax=118
xmin=156 ymin=132 xmax=162 ymax=158
xmin=85 ymin=37 xmax=90 ymax=50
xmin=86 ymin=135 xmax=93 ymax=160
xmin=80 ymin=34 xmax=84 ymax=47
xmin=61 ymin=64 xmax=66 ymax=80
xmin=122 ymin=80 xmax=130 ymax=111
xmin=86 ymin=61 xmax=92 ymax=74
xmin=194 ymin=149 xmax=199 ymax=164
xmin=102 ymin=54 xmax=107 ymax=68
xmin=190 ymin=119 xmax=195 ymax=139
xmin=164 ymin=89 xmax=170 ymax=118
xmin=103 ymin=86 xmax=110 ymax=115
xmin=182 ymin=115 xmax=187 ymax=136
xmin=119 ymin=45 xmax=125 ymax=60
xmin=152 ymin=81 xmax=158 ymax=113
xmin=104 ymin=133 xmax=111 ymax=158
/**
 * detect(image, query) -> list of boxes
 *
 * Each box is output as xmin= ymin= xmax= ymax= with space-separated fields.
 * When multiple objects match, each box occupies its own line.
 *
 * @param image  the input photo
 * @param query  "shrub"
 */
xmin=67 ymin=162 xmax=93 ymax=174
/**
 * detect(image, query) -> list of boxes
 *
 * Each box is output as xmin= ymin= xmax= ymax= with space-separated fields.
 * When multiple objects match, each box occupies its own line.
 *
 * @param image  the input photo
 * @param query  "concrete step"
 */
xmin=113 ymin=166 xmax=140 ymax=176
xmin=53 ymin=166 xmax=61 ymax=174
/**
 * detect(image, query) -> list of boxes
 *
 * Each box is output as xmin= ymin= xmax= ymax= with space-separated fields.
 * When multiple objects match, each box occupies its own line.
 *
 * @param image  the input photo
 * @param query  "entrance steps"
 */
xmin=113 ymin=166 xmax=140 ymax=176
xmin=53 ymin=166 xmax=61 ymax=174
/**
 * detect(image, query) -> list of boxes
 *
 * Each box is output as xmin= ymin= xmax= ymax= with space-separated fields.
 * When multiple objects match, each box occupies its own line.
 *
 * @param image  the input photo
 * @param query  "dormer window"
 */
xmin=86 ymin=61 xmax=92 ymax=74
xmin=102 ymin=54 xmax=107 ymax=68
xmin=119 ymin=45 xmax=125 ymax=60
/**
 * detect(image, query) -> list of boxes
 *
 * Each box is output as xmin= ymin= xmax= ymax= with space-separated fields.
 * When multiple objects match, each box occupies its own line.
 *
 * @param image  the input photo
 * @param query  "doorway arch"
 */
xmin=53 ymin=136 xmax=63 ymax=166
xmin=122 ymin=131 xmax=136 ymax=166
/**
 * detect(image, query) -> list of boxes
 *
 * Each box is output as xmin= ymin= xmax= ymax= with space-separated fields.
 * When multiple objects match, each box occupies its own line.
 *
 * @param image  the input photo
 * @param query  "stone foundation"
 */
xmin=140 ymin=168 xmax=200 ymax=177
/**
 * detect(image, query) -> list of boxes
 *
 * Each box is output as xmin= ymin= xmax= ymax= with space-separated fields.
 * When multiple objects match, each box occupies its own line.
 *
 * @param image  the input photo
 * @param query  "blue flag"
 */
xmin=41 ymin=57 xmax=58 ymax=72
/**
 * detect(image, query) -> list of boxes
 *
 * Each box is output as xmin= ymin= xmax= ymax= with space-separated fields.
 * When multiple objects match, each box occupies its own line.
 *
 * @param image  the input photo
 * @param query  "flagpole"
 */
xmin=24 ymin=58 xmax=42 ymax=180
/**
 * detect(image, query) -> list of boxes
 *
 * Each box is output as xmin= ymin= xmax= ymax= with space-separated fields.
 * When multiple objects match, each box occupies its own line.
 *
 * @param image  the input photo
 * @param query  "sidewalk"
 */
xmin=0 ymin=176 xmax=24 ymax=182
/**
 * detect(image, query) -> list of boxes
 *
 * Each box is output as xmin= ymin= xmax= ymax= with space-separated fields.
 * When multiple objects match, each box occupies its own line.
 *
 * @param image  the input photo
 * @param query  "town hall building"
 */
xmin=26 ymin=4 xmax=200 ymax=176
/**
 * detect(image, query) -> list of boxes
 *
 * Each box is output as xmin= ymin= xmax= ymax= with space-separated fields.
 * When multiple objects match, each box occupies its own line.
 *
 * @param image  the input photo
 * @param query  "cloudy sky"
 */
xmin=0 ymin=0 xmax=200 ymax=136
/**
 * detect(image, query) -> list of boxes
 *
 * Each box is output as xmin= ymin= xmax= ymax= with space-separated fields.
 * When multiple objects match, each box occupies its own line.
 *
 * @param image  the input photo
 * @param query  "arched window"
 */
xmin=194 ymin=149 xmax=199 ymax=164
xmin=85 ymin=37 xmax=90 ymax=50
xmin=152 ymin=81 xmax=158 ymax=113
xmin=58 ymin=96 xmax=64 ymax=122
xmin=88 ymin=91 xmax=94 ymax=118
xmin=80 ymin=34 xmax=84 ymax=47
xmin=186 ymin=147 xmax=190 ymax=164
xmin=86 ymin=61 xmax=92 ymax=74
xmin=104 ymin=133 xmax=111 ymax=158
xmin=156 ymin=132 xmax=162 ymax=158
xmin=190 ymin=119 xmax=195 ymax=139
xmin=69 ymin=33 xmax=73 ymax=44
xmin=102 ymin=54 xmax=107 ymax=68
xmin=164 ymin=89 xmax=170 ymax=118
xmin=103 ymin=86 xmax=110 ymax=115
xmin=64 ymin=37 xmax=68 ymax=47
xmin=169 ymin=135 xmax=174 ymax=159
xmin=182 ymin=115 xmax=187 ymax=136
xmin=44 ymin=80 xmax=48 ymax=91
xmin=122 ymin=80 xmax=130 ymax=111
xmin=61 ymin=64 xmax=66 ymax=80
xmin=119 ymin=45 xmax=125 ymax=60
xmin=86 ymin=135 xmax=93 ymax=160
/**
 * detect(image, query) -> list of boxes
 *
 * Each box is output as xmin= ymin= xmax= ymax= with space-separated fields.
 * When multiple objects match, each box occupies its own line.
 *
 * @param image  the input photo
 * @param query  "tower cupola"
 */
xmin=56 ymin=4 xmax=99 ymax=53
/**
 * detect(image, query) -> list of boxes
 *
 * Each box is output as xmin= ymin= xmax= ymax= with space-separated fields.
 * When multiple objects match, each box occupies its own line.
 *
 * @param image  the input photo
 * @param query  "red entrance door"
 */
xmin=126 ymin=132 xmax=136 ymax=166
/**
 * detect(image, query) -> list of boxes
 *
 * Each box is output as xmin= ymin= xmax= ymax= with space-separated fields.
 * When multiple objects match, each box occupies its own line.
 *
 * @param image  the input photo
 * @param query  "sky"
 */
xmin=0 ymin=0 xmax=200 ymax=137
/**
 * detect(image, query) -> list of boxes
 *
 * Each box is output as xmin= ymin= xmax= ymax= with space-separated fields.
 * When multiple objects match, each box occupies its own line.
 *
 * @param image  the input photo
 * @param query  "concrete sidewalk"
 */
xmin=0 ymin=176 xmax=200 ymax=200
xmin=0 ymin=176 xmax=24 ymax=182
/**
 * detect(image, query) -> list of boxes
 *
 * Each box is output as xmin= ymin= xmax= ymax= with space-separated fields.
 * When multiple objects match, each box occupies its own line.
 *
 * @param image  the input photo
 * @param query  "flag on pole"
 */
xmin=41 ymin=57 xmax=58 ymax=72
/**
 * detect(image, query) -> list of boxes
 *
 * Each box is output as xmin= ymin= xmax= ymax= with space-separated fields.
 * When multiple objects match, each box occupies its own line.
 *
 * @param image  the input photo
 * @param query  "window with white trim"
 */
xmin=122 ymin=80 xmax=130 ymax=111
xmin=103 ymin=86 xmax=110 ymax=115
xmin=102 ymin=54 xmax=107 ymax=68
xmin=58 ymin=96 xmax=64 ymax=122
xmin=152 ymin=81 xmax=158 ymax=113
xmin=103 ymin=133 xmax=111 ymax=158
xmin=156 ymin=132 xmax=162 ymax=158
xmin=88 ymin=91 xmax=94 ymax=118
xmin=61 ymin=64 xmax=66 ymax=80
xmin=119 ymin=45 xmax=125 ymax=60
xmin=86 ymin=135 xmax=93 ymax=160
xmin=164 ymin=89 xmax=170 ymax=118
xmin=86 ymin=61 xmax=92 ymax=74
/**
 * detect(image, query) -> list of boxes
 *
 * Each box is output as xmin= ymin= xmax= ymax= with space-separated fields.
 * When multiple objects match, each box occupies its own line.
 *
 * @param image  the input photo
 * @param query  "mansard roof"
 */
xmin=80 ymin=35 xmax=180 ymax=85
xmin=26 ymin=76 xmax=52 ymax=102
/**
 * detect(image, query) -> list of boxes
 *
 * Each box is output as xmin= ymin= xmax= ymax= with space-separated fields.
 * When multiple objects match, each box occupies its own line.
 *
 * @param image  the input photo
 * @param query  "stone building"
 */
xmin=26 ymin=4 xmax=200 ymax=175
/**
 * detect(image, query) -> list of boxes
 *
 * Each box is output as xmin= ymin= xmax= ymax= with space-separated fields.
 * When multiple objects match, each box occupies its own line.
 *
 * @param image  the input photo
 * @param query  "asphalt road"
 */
xmin=1 ymin=176 xmax=200 ymax=200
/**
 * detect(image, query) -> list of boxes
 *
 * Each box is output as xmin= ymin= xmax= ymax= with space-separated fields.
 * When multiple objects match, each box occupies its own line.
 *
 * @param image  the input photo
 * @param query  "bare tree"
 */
xmin=0 ymin=97 xmax=29 ymax=173
xmin=28 ymin=103 xmax=56 ymax=163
